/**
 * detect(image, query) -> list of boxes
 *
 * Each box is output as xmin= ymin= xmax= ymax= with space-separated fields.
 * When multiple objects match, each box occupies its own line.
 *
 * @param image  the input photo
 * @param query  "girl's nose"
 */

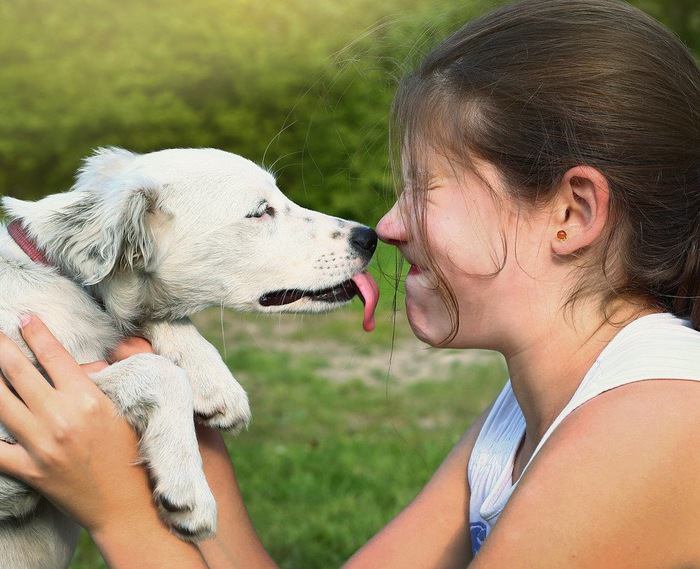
xmin=376 ymin=201 xmax=408 ymax=245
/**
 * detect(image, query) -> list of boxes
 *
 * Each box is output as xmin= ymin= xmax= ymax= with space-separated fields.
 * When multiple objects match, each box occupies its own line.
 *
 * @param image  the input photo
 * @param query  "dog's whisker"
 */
xmin=219 ymin=298 xmax=227 ymax=361
xmin=261 ymin=120 xmax=298 ymax=173
xmin=265 ymin=150 xmax=304 ymax=178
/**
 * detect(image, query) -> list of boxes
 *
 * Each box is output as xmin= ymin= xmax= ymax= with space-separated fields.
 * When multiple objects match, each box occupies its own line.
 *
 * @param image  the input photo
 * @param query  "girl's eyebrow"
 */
xmin=404 ymin=176 xmax=442 ymax=193
xmin=406 ymin=170 xmax=438 ymax=183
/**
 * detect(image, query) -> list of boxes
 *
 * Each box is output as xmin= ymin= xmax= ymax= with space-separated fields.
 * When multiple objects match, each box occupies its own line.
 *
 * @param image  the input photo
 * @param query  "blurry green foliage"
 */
xmin=638 ymin=0 xmax=700 ymax=53
xmin=0 ymin=0 xmax=494 ymax=224
xmin=0 ymin=0 xmax=697 ymax=225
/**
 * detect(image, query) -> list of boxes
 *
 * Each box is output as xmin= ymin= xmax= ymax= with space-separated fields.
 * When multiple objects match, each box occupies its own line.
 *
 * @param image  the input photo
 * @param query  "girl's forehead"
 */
xmin=402 ymin=147 xmax=501 ymax=191
xmin=401 ymin=146 xmax=461 ymax=181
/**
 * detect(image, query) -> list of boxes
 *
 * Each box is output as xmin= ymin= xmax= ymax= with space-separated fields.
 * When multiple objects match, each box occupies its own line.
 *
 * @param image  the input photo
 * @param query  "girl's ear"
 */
xmin=2 ymin=147 xmax=164 ymax=285
xmin=551 ymin=165 xmax=610 ymax=256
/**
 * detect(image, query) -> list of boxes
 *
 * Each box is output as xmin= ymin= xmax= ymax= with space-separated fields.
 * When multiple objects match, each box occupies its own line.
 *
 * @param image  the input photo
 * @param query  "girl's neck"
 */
xmin=505 ymin=301 xmax=663 ymax=447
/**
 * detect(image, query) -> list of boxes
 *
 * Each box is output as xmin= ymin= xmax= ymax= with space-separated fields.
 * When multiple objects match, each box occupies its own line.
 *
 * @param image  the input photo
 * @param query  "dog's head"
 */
xmin=2 ymin=147 xmax=379 ymax=325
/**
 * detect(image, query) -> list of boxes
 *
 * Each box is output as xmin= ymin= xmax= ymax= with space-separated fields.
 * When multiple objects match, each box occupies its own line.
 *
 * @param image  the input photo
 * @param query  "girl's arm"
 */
xmin=342 ymin=403 xmax=492 ymax=569
xmin=195 ymin=425 xmax=278 ymax=569
xmin=0 ymin=317 xmax=207 ymax=569
xmin=194 ymin=406 xmax=494 ymax=569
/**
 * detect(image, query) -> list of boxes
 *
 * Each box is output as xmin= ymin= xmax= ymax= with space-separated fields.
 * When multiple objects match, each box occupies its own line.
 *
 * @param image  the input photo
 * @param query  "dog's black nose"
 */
xmin=350 ymin=226 xmax=378 ymax=259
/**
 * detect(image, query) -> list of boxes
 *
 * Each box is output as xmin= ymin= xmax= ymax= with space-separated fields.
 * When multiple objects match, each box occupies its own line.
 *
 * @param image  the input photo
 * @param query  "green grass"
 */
xmin=69 ymin=242 xmax=507 ymax=568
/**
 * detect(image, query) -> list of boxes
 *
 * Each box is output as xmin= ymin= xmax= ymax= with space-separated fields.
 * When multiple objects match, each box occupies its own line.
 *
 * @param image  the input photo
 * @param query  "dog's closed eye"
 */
xmin=245 ymin=201 xmax=275 ymax=219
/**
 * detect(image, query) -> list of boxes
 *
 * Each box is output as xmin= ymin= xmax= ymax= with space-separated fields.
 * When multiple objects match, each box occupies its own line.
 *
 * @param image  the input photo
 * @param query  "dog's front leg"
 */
xmin=141 ymin=319 xmax=251 ymax=434
xmin=90 ymin=353 xmax=217 ymax=540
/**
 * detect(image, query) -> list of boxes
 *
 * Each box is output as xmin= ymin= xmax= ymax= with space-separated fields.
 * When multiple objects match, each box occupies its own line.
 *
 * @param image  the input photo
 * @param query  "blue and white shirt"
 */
xmin=468 ymin=312 xmax=700 ymax=557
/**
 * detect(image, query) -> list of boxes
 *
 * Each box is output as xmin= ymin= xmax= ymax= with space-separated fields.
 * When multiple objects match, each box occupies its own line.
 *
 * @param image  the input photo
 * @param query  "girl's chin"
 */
xmin=406 ymin=316 xmax=443 ymax=347
xmin=405 ymin=302 xmax=428 ymax=341
xmin=405 ymin=293 xmax=449 ymax=347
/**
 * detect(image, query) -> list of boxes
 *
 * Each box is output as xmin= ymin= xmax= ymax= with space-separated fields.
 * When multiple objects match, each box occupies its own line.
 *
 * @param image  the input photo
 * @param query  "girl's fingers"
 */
xmin=81 ymin=338 xmax=153 ymax=373
xmin=108 ymin=337 xmax=153 ymax=363
xmin=80 ymin=361 xmax=109 ymax=374
xmin=0 ymin=441 xmax=33 ymax=482
xmin=0 ymin=330 xmax=54 ymax=413
xmin=0 ymin=378 xmax=39 ymax=445
xmin=19 ymin=315 xmax=86 ymax=392
xmin=0 ymin=345 xmax=42 ymax=444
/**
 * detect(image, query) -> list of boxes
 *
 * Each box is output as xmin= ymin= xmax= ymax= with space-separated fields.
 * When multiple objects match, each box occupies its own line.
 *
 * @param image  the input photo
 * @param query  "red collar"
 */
xmin=7 ymin=220 xmax=52 ymax=267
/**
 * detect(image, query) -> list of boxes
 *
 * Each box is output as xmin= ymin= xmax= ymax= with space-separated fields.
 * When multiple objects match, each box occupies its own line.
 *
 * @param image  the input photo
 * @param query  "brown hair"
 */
xmin=390 ymin=0 xmax=700 ymax=344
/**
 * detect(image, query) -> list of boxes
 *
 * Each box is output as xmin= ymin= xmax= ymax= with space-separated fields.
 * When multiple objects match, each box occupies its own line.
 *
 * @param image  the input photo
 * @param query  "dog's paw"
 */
xmin=177 ymin=353 xmax=251 ymax=434
xmin=152 ymin=461 xmax=218 ymax=541
xmin=141 ymin=319 xmax=252 ymax=434
xmin=192 ymin=371 xmax=251 ymax=434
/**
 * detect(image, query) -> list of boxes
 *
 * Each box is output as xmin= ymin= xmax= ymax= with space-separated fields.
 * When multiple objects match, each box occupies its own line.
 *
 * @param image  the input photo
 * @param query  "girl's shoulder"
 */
xmin=474 ymin=377 xmax=700 ymax=566
xmin=538 ymin=376 xmax=700 ymax=532
xmin=470 ymin=314 xmax=700 ymax=565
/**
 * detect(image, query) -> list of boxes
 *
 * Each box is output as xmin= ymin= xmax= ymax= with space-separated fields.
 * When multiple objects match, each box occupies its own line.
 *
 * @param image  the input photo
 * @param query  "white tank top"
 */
xmin=468 ymin=312 xmax=700 ymax=556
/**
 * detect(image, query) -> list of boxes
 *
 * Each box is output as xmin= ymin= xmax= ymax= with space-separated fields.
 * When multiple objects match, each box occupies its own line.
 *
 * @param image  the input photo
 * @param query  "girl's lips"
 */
xmin=408 ymin=264 xmax=422 ymax=276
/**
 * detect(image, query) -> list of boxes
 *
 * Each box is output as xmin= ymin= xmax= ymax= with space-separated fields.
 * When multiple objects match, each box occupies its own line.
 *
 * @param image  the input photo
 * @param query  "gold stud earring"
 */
xmin=557 ymin=230 xmax=568 ymax=241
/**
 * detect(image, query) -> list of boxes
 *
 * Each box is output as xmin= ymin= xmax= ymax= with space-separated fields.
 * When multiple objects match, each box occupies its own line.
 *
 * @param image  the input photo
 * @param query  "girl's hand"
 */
xmin=0 ymin=314 xmax=154 ymax=534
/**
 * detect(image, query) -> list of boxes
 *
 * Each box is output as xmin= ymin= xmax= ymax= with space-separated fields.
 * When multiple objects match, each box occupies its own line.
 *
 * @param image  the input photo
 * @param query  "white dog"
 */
xmin=0 ymin=147 xmax=380 ymax=568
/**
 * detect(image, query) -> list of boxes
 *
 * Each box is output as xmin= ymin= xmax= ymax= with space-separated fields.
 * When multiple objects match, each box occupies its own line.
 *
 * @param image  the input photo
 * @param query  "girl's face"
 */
xmin=377 ymin=150 xmax=549 ymax=350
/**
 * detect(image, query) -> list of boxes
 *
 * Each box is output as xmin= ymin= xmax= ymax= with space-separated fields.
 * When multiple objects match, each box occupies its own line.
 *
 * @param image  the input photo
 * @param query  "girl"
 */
xmin=1 ymin=0 xmax=700 ymax=566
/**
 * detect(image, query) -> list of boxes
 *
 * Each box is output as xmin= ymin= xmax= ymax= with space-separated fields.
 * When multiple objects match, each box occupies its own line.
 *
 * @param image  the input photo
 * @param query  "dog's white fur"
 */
xmin=0 ymin=147 xmax=374 ymax=568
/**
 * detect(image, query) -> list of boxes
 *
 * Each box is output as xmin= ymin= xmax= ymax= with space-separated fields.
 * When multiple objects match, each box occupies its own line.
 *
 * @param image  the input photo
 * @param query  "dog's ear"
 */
xmin=2 ymin=147 xmax=165 ymax=285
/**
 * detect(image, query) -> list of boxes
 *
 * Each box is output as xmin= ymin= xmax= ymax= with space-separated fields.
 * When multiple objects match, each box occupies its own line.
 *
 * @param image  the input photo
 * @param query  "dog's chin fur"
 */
xmin=0 ymin=146 xmax=375 ymax=567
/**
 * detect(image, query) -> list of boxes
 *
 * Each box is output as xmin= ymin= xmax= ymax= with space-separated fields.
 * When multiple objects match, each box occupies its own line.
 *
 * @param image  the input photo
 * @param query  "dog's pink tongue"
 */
xmin=352 ymin=272 xmax=380 ymax=332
